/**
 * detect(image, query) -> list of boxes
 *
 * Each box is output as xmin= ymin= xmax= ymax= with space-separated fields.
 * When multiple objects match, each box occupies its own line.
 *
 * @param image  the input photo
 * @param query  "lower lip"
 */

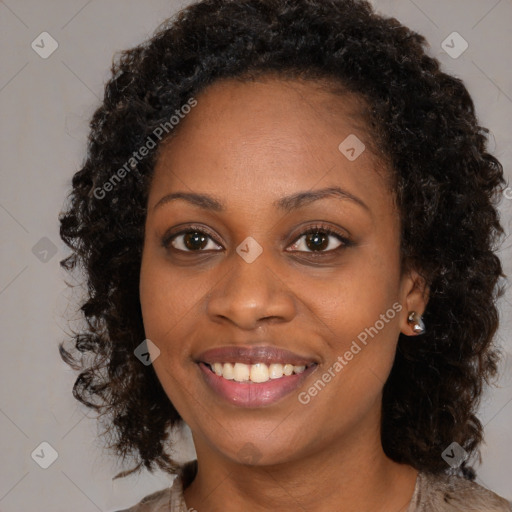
xmin=198 ymin=362 xmax=317 ymax=407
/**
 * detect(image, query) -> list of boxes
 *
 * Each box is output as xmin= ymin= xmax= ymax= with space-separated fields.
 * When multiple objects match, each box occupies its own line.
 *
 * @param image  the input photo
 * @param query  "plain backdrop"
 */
xmin=0 ymin=1 xmax=511 ymax=510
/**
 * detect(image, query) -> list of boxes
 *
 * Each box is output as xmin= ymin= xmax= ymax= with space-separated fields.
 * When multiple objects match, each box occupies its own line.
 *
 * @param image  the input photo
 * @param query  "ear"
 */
xmin=398 ymin=269 xmax=429 ymax=336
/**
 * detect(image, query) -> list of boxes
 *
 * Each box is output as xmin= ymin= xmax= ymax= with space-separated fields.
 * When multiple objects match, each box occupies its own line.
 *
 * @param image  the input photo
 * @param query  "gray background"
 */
xmin=0 ymin=0 xmax=511 ymax=510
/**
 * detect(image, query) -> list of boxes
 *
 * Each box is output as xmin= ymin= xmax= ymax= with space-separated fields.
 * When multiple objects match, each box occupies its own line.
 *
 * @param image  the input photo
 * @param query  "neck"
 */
xmin=183 ymin=411 xmax=418 ymax=512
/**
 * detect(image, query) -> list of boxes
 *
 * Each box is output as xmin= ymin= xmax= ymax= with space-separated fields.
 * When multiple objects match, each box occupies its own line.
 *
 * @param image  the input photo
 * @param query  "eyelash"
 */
xmin=161 ymin=223 xmax=352 ymax=255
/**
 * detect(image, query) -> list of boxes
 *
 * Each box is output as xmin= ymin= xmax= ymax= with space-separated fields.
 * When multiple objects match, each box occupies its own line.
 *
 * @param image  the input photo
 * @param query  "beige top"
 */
xmin=116 ymin=461 xmax=511 ymax=511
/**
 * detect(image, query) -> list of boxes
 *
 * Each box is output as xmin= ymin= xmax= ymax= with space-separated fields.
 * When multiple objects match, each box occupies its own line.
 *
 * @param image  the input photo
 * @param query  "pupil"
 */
xmin=306 ymin=232 xmax=328 ymax=251
xmin=184 ymin=232 xmax=207 ymax=250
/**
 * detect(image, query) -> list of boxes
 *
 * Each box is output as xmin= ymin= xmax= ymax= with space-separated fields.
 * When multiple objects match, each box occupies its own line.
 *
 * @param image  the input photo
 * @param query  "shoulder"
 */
xmin=412 ymin=471 xmax=511 ymax=512
xmin=114 ymin=460 xmax=196 ymax=511
xmin=114 ymin=487 xmax=172 ymax=512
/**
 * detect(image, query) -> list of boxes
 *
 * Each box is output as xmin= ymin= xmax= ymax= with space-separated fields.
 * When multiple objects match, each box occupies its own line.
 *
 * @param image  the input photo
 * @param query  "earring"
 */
xmin=407 ymin=311 xmax=426 ymax=335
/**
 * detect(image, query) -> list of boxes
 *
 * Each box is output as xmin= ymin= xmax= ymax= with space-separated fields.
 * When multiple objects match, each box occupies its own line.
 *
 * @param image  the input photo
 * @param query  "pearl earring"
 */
xmin=407 ymin=311 xmax=426 ymax=335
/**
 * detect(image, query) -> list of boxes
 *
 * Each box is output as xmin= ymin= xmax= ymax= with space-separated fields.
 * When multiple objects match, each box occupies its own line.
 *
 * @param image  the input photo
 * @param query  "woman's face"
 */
xmin=139 ymin=77 xmax=427 ymax=467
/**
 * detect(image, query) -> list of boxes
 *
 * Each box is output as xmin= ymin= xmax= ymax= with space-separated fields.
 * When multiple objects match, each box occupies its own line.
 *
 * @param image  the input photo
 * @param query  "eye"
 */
xmin=287 ymin=224 xmax=351 ymax=253
xmin=162 ymin=225 xmax=222 ymax=252
xmin=162 ymin=223 xmax=351 ymax=254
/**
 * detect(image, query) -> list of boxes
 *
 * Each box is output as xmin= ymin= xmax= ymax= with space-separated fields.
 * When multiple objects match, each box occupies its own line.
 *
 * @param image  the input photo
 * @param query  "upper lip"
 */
xmin=196 ymin=346 xmax=318 ymax=366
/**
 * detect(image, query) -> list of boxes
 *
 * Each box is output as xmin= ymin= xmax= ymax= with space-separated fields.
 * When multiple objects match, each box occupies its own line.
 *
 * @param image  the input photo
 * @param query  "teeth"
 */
xmin=222 ymin=362 xmax=234 ymax=380
xmin=269 ymin=363 xmax=283 ymax=379
xmin=250 ymin=363 xmax=269 ymax=383
xmin=208 ymin=362 xmax=308 ymax=383
xmin=283 ymin=364 xmax=294 ymax=376
xmin=233 ymin=362 xmax=250 ymax=382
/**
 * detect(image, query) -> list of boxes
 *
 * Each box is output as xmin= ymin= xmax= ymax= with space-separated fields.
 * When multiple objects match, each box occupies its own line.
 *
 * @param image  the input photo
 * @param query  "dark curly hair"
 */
xmin=58 ymin=0 xmax=506 ymax=480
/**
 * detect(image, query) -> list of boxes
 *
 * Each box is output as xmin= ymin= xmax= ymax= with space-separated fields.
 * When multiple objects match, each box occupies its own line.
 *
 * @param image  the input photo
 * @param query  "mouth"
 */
xmin=196 ymin=346 xmax=319 ymax=407
xmin=203 ymin=361 xmax=315 ymax=383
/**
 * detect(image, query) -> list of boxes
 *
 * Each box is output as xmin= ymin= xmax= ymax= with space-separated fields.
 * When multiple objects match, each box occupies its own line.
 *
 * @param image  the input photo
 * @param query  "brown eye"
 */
xmin=304 ymin=232 xmax=330 ymax=251
xmin=163 ymin=229 xmax=222 ymax=252
xmin=182 ymin=232 xmax=209 ymax=250
xmin=288 ymin=225 xmax=349 ymax=253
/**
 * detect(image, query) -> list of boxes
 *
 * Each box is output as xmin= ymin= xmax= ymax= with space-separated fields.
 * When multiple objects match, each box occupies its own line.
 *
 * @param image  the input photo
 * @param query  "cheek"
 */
xmin=313 ymin=256 xmax=401 ymax=337
xmin=309 ymin=243 xmax=403 ymax=386
xmin=139 ymin=248 xmax=211 ymax=349
xmin=139 ymin=253 xmax=188 ymax=379
xmin=307 ymin=289 xmax=401 ymax=439
xmin=139 ymin=251 xmax=200 ymax=416
xmin=139 ymin=259 xmax=170 ymax=341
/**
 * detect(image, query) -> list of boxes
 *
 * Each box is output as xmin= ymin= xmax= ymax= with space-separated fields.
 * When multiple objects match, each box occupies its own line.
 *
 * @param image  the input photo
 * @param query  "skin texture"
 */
xmin=139 ymin=77 xmax=428 ymax=511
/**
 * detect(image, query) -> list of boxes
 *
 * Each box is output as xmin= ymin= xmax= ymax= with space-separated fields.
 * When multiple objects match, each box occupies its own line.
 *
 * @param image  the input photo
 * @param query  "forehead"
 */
xmin=149 ymin=77 xmax=391 ymax=214
xmin=166 ymin=76 xmax=369 ymax=148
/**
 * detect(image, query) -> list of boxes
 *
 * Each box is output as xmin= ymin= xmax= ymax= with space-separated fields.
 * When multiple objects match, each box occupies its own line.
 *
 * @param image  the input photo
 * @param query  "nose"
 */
xmin=206 ymin=250 xmax=297 ymax=330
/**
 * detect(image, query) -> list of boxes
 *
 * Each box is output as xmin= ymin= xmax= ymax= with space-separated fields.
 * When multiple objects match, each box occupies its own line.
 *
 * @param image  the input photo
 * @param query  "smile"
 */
xmin=196 ymin=345 xmax=319 ymax=407
xmin=205 ymin=362 xmax=310 ymax=383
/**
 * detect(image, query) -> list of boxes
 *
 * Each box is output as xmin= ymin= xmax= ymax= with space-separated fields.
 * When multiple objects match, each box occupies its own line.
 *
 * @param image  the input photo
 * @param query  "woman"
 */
xmin=58 ymin=0 xmax=511 ymax=510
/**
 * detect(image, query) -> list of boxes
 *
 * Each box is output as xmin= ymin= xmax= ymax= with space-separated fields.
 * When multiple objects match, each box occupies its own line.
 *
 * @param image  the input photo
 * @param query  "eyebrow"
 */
xmin=153 ymin=186 xmax=369 ymax=213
